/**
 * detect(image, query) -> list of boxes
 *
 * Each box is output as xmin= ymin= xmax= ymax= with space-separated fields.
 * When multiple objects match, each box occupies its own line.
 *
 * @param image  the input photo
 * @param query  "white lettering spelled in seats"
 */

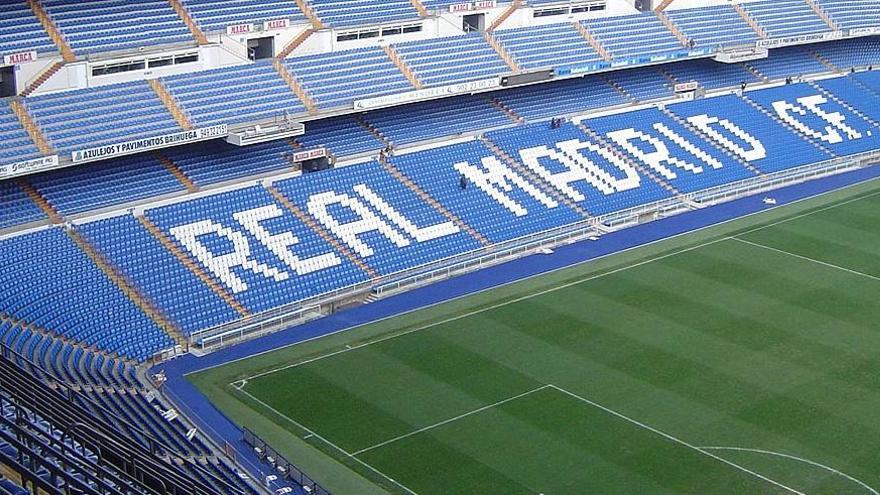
xmin=556 ymin=139 xmax=640 ymax=193
xmin=453 ymin=156 xmax=558 ymax=216
xmin=233 ymin=205 xmax=341 ymax=276
xmin=307 ymin=190 xmax=409 ymax=258
xmin=353 ymin=184 xmax=459 ymax=242
xmin=687 ymin=114 xmax=767 ymax=162
xmin=170 ymin=219 xmax=289 ymax=294
xmin=772 ymin=94 xmax=861 ymax=144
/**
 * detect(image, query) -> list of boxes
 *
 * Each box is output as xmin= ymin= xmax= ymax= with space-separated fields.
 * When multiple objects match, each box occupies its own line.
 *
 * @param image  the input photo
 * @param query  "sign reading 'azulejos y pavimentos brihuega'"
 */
xmin=71 ymin=125 xmax=228 ymax=163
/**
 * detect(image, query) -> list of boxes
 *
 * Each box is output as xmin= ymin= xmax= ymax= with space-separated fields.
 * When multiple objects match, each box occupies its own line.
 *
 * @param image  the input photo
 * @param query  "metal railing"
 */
xmin=243 ymin=428 xmax=332 ymax=495
xmin=179 ymin=150 xmax=878 ymax=355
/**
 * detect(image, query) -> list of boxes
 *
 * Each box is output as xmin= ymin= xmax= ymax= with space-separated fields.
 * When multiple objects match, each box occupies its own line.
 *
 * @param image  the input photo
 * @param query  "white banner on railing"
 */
xmin=71 ymin=125 xmax=228 ymax=163
xmin=354 ymin=78 xmax=501 ymax=110
xmin=2 ymin=51 xmax=37 ymax=66
xmin=756 ymin=31 xmax=844 ymax=49
xmin=850 ymin=27 xmax=880 ymax=37
xmin=674 ymin=81 xmax=699 ymax=93
xmin=714 ymin=47 xmax=768 ymax=64
xmin=226 ymin=23 xmax=254 ymax=35
xmin=291 ymin=147 xmax=327 ymax=162
xmin=0 ymin=155 xmax=59 ymax=178
xmin=263 ymin=18 xmax=290 ymax=31
xmin=449 ymin=1 xmax=496 ymax=12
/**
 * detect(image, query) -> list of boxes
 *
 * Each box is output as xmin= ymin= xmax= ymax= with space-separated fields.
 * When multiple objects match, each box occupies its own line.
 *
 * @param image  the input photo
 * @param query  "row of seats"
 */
xmin=741 ymin=0 xmax=830 ymax=39
xmin=0 ymin=336 xmax=272 ymax=495
xmin=5 ymin=37 xmax=873 ymax=166
xmin=41 ymin=0 xmax=194 ymax=55
xmin=394 ymin=32 xmax=510 ymax=88
xmin=6 ymin=75 xmax=879 ymax=348
xmin=2 ymin=0 xmax=871 ymax=61
xmin=24 ymin=80 xmax=182 ymax=154
xmin=3 ymin=48 xmax=869 ymax=231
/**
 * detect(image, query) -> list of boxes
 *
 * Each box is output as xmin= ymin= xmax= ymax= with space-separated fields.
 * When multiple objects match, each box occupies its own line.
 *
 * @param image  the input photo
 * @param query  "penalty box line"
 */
xmin=730 ymin=236 xmax=880 ymax=283
xmin=547 ymin=385 xmax=806 ymax=495
xmin=350 ymin=385 xmax=552 ymax=457
xmin=239 ymin=186 xmax=880 ymax=384
xmin=236 ymin=388 xmax=422 ymax=495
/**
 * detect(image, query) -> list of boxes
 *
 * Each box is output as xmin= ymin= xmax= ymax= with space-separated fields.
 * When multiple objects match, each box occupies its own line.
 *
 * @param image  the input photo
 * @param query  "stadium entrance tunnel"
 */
xmin=0 ymin=66 xmax=15 ymax=98
xmin=463 ymin=14 xmax=485 ymax=32
xmin=248 ymin=37 xmax=274 ymax=61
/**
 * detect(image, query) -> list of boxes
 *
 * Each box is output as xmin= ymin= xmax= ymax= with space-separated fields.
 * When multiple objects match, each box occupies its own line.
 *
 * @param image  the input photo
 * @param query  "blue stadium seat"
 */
xmin=583 ymin=107 xmax=756 ymax=192
xmin=666 ymin=94 xmax=831 ymax=173
xmin=487 ymin=123 xmax=672 ymax=215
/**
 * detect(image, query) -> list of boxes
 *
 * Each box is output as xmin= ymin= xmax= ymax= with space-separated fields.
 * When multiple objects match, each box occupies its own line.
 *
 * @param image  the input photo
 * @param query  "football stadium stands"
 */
xmin=665 ymin=4 xmax=758 ymax=49
xmin=2 ymin=3 xmax=880 ymax=494
xmin=741 ymin=0 xmax=831 ymax=39
xmin=40 ymin=0 xmax=194 ymax=55
xmin=24 ymin=80 xmax=182 ymax=154
xmin=181 ymin=0 xmax=307 ymax=33
xmin=817 ymin=0 xmax=880 ymax=30
xmin=0 ymin=2 xmax=57 ymax=58
xmin=393 ymin=33 xmax=510 ymax=87
xmin=493 ymin=23 xmax=601 ymax=70
xmin=584 ymin=13 xmax=684 ymax=61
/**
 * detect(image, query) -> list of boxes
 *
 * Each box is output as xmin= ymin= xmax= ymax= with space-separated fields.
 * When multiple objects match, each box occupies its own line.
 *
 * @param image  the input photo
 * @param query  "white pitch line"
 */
xmin=730 ymin=236 xmax=880 ymax=283
xmin=735 ymin=188 xmax=880 ymax=238
xmin=350 ymin=385 xmax=551 ymax=457
xmin=547 ymin=385 xmax=806 ymax=495
xmin=701 ymin=446 xmax=879 ymax=495
xmin=237 ymin=388 xmax=420 ymax=495
xmin=240 ymin=187 xmax=880 ymax=383
xmin=203 ymin=180 xmax=880 ymax=379
xmin=242 ymin=236 xmax=730 ymax=381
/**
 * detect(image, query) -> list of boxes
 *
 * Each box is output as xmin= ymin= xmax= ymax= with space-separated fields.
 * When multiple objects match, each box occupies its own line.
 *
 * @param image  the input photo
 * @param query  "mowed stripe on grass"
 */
xmin=242 ymin=193 xmax=880 ymax=494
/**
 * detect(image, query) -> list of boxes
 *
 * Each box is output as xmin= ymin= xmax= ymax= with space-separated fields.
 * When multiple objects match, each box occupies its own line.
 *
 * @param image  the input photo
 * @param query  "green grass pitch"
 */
xmin=192 ymin=179 xmax=880 ymax=495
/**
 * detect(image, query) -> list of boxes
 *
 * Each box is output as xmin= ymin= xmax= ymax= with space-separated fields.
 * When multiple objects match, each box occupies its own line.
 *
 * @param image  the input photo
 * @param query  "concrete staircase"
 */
xmin=265 ymin=184 xmax=380 ymax=278
xmin=20 ymin=60 xmax=64 ymax=97
xmin=409 ymin=0 xmax=429 ymax=18
xmin=9 ymin=99 xmax=54 ymax=156
xmin=487 ymin=95 xmax=524 ymax=124
xmin=382 ymin=44 xmax=423 ymax=90
xmin=810 ymin=49 xmax=839 ymax=72
xmin=356 ymin=115 xmax=393 ymax=148
xmin=658 ymin=106 xmax=765 ymax=176
xmin=155 ymin=152 xmax=198 ymax=193
xmin=479 ymin=135 xmax=593 ymax=218
xmin=656 ymin=11 xmax=690 ymax=48
xmin=67 ymin=226 xmax=188 ymax=350
xmin=482 ymin=31 xmax=520 ymax=72
xmin=378 ymin=156 xmax=492 ymax=246
xmin=148 ymin=78 xmax=192 ymax=130
xmin=487 ymin=0 xmax=522 ymax=32
xmin=805 ymin=0 xmax=839 ymax=31
xmin=277 ymin=27 xmax=315 ymax=59
xmin=166 ymin=0 xmax=208 ymax=45
xmin=17 ymin=178 xmax=61 ymax=223
xmin=273 ymin=58 xmax=318 ymax=114
xmin=137 ymin=215 xmax=250 ymax=317
xmin=599 ymin=74 xmax=635 ymax=102
xmin=573 ymin=22 xmax=612 ymax=62
xmin=742 ymin=63 xmax=770 ymax=83
xmin=654 ymin=0 xmax=676 ymax=12
xmin=294 ymin=0 xmax=326 ymax=29
xmin=26 ymin=0 xmax=75 ymax=62
xmin=733 ymin=3 xmax=769 ymax=39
